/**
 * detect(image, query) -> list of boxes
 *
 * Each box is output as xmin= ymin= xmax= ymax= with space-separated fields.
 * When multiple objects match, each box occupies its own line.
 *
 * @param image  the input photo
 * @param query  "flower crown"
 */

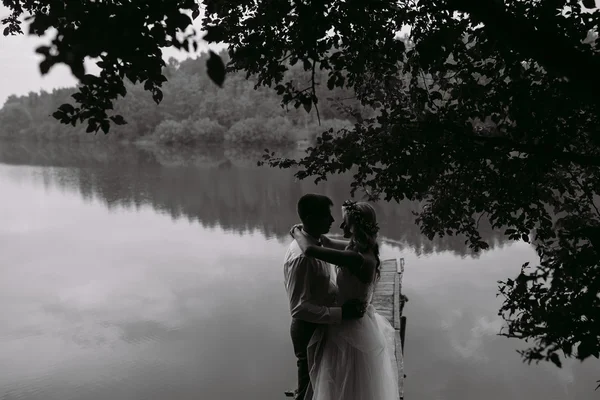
xmin=342 ymin=200 xmax=379 ymax=236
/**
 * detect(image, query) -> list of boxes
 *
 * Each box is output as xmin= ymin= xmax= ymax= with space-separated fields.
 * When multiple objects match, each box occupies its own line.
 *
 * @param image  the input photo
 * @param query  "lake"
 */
xmin=0 ymin=140 xmax=598 ymax=400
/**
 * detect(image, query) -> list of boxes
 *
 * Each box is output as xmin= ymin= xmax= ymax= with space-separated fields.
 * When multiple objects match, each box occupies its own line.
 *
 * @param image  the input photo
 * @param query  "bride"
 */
xmin=290 ymin=200 xmax=400 ymax=400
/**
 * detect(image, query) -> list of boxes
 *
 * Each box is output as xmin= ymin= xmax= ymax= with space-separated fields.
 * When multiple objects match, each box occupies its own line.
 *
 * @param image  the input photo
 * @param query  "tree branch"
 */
xmin=311 ymin=59 xmax=321 ymax=125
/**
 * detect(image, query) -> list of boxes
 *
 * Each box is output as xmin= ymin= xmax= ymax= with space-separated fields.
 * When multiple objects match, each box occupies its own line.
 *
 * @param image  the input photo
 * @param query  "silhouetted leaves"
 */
xmin=3 ymin=0 xmax=199 ymax=131
xmin=200 ymin=0 xmax=600 ymax=385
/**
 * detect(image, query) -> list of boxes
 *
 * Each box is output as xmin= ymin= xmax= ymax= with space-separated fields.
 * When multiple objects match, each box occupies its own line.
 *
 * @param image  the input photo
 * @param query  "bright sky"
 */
xmin=0 ymin=5 xmax=220 ymax=106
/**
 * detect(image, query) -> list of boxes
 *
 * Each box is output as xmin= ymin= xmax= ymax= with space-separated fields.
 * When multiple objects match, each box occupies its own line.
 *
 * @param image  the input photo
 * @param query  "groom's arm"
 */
xmin=286 ymin=256 xmax=343 ymax=324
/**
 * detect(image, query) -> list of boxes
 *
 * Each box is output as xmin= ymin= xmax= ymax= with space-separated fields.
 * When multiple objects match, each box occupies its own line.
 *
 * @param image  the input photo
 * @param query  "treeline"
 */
xmin=0 ymin=50 xmax=369 ymax=146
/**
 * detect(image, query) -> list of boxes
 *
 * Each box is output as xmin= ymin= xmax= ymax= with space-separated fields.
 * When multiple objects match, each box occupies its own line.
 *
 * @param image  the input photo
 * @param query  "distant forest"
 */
xmin=0 ymin=49 xmax=373 ymax=147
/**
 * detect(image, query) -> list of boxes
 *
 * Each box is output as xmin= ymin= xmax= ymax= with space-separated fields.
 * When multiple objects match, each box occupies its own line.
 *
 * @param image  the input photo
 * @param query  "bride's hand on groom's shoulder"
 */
xmin=319 ymin=234 xmax=331 ymax=247
xmin=289 ymin=223 xmax=303 ymax=239
xmin=289 ymin=225 xmax=313 ymax=253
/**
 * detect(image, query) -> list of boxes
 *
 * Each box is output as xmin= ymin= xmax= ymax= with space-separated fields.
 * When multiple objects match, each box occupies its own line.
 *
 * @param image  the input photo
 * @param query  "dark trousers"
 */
xmin=290 ymin=318 xmax=318 ymax=400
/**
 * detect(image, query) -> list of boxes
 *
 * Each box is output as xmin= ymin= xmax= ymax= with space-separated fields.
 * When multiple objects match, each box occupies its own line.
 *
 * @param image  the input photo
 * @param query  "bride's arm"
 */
xmin=320 ymin=235 xmax=350 ymax=251
xmin=304 ymin=245 xmax=369 ymax=283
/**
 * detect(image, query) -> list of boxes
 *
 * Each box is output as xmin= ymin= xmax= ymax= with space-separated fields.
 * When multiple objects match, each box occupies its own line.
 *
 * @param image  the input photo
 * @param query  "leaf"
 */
xmin=582 ymin=0 xmax=596 ymax=8
xmin=39 ymin=59 xmax=53 ymax=75
xmin=563 ymin=342 xmax=573 ymax=357
xmin=430 ymin=91 xmax=443 ymax=101
xmin=206 ymin=50 xmax=226 ymax=87
xmin=152 ymin=90 xmax=164 ymax=104
xmin=172 ymin=13 xmax=192 ymax=29
xmin=327 ymin=76 xmax=336 ymax=90
xmin=35 ymin=46 xmax=50 ymax=56
xmin=86 ymin=123 xmax=96 ymax=133
xmin=110 ymin=115 xmax=127 ymax=125
xmin=550 ymin=353 xmax=562 ymax=368
xmin=70 ymin=60 xmax=85 ymax=81
xmin=116 ymin=84 xmax=127 ymax=98
xmin=303 ymin=99 xmax=312 ymax=113
xmin=192 ymin=8 xmax=200 ymax=20
xmin=577 ymin=339 xmax=598 ymax=360
xmin=275 ymin=84 xmax=285 ymax=95
xmin=58 ymin=103 xmax=75 ymax=114
xmin=203 ymin=26 xmax=222 ymax=43
xmin=81 ymin=74 xmax=98 ymax=85
xmin=100 ymin=119 xmax=110 ymax=134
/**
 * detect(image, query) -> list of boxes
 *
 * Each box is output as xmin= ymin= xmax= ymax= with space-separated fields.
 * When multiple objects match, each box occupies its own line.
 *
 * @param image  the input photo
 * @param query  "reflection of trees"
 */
xmin=0 ymin=141 xmax=509 ymax=256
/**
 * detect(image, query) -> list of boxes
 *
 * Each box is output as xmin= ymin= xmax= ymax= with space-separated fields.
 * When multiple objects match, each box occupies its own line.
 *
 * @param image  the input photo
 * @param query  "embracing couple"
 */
xmin=283 ymin=193 xmax=399 ymax=400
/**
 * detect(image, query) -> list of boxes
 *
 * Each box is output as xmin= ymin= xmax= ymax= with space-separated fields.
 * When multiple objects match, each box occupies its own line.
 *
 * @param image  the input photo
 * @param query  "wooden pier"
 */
xmin=372 ymin=257 xmax=407 ymax=400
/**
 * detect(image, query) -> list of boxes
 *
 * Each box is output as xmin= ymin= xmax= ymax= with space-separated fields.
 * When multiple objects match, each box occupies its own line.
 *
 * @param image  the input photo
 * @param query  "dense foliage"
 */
xmin=2 ymin=0 xmax=600 ymax=386
xmin=0 ymin=51 xmax=366 ymax=146
xmin=205 ymin=0 xmax=600 ymax=379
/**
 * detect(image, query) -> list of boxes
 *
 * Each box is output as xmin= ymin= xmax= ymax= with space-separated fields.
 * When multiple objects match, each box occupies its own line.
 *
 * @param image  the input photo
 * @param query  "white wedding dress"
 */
xmin=306 ymin=265 xmax=400 ymax=400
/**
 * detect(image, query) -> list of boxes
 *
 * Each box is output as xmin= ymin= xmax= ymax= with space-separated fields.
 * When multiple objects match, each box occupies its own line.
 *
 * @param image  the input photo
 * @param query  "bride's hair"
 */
xmin=343 ymin=200 xmax=381 ymax=280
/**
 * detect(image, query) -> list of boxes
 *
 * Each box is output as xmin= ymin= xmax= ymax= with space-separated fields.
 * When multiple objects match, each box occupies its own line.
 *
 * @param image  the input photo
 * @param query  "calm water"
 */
xmin=0 ymin=141 xmax=598 ymax=400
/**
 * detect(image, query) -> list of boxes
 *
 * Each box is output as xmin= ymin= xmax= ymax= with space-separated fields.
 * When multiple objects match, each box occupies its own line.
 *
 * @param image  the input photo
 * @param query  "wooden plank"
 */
xmin=379 ymin=271 xmax=396 ymax=282
xmin=374 ymin=304 xmax=393 ymax=316
xmin=375 ymin=282 xmax=394 ymax=290
xmin=380 ymin=259 xmax=397 ymax=273
xmin=378 ymin=311 xmax=394 ymax=322
xmin=377 ymin=276 xmax=395 ymax=285
xmin=372 ymin=295 xmax=393 ymax=310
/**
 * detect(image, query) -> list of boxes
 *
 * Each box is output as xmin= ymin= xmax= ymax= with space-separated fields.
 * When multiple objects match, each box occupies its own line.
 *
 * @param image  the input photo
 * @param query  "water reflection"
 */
xmin=0 ymin=180 xmax=294 ymax=400
xmin=0 ymin=140 xmax=508 ymax=256
xmin=0 ymin=140 xmax=599 ymax=400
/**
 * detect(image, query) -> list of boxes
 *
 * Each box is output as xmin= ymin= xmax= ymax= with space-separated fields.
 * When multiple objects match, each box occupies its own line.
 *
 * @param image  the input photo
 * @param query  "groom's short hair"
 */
xmin=297 ymin=194 xmax=334 ymax=222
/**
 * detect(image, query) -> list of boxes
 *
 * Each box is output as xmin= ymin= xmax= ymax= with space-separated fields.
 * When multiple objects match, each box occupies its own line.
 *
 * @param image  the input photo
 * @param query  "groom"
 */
xmin=283 ymin=193 xmax=366 ymax=400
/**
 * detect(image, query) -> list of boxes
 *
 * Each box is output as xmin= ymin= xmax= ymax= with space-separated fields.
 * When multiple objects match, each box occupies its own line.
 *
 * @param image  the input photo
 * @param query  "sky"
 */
xmin=0 ymin=5 xmax=218 ymax=106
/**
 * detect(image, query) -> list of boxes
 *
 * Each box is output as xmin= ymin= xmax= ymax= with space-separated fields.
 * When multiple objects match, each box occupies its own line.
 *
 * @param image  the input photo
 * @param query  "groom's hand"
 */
xmin=341 ymin=299 xmax=367 ymax=320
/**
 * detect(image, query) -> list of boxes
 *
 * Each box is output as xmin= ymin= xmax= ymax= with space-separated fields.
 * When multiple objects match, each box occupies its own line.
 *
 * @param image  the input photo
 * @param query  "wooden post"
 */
xmin=400 ymin=315 xmax=407 ymax=353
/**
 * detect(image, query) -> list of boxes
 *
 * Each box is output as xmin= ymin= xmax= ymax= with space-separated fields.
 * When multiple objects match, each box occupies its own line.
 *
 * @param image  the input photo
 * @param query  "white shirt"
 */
xmin=283 ymin=239 xmax=342 ymax=324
